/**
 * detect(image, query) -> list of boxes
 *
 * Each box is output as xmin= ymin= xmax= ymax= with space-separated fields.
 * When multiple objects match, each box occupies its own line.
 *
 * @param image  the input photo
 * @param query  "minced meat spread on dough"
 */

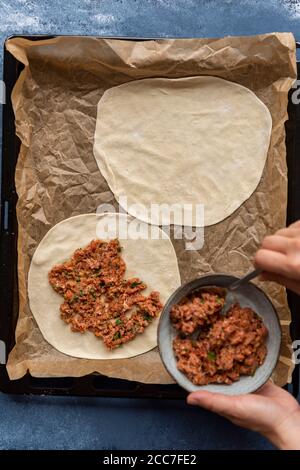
xmin=171 ymin=291 xmax=268 ymax=385
xmin=48 ymin=239 xmax=162 ymax=349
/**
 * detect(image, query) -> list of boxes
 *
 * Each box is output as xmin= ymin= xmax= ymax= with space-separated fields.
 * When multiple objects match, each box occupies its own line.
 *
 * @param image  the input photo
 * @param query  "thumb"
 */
xmin=187 ymin=391 xmax=244 ymax=419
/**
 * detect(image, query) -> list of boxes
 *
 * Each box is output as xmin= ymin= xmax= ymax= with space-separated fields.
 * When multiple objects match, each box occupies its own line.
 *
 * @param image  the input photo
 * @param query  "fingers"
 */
xmin=187 ymin=391 xmax=243 ymax=420
xmin=255 ymin=225 xmax=300 ymax=288
xmin=289 ymin=220 xmax=300 ymax=229
xmin=254 ymin=380 xmax=281 ymax=398
xmin=261 ymin=235 xmax=291 ymax=254
xmin=254 ymin=249 xmax=290 ymax=277
xmin=276 ymin=228 xmax=300 ymax=239
xmin=260 ymin=272 xmax=300 ymax=294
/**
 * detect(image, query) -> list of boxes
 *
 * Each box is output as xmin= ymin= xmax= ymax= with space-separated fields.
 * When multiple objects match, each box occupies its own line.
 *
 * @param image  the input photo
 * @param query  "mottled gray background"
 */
xmin=1 ymin=0 xmax=300 ymax=450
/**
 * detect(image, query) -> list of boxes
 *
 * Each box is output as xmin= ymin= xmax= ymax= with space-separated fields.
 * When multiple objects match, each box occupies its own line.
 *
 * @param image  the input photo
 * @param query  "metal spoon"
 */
xmin=220 ymin=267 xmax=262 ymax=315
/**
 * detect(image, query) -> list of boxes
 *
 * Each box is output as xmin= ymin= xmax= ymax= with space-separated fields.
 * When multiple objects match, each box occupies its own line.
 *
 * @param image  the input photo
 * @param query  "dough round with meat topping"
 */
xmin=28 ymin=213 xmax=181 ymax=359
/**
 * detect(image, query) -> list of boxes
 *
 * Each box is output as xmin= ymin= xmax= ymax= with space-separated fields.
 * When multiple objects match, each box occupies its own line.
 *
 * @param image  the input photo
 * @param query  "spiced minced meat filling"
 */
xmin=171 ymin=291 xmax=268 ymax=385
xmin=48 ymin=239 xmax=162 ymax=349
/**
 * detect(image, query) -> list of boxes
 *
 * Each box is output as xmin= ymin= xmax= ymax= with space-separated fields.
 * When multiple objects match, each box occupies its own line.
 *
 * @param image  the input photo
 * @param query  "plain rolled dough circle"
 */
xmin=93 ymin=76 xmax=272 ymax=227
xmin=28 ymin=213 xmax=181 ymax=360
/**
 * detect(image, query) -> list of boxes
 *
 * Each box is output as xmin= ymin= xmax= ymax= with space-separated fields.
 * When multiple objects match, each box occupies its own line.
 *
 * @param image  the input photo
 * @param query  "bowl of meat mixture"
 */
xmin=157 ymin=274 xmax=281 ymax=395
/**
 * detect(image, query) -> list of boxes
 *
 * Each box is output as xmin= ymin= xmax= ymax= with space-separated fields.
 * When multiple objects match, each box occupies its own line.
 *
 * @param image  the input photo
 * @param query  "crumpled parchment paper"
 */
xmin=5 ymin=33 xmax=296 ymax=385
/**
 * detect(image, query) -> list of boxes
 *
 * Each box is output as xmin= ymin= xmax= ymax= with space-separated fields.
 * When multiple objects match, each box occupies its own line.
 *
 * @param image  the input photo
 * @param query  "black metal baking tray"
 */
xmin=0 ymin=36 xmax=299 ymax=398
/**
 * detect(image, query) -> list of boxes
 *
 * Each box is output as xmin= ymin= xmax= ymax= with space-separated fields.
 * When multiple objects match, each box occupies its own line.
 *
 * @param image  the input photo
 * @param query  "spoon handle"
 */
xmin=230 ymin=268 xmax=262 ymax=291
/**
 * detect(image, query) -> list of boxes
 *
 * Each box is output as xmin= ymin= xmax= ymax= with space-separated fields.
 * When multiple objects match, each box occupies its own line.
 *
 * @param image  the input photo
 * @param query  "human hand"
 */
xmin=254 ymin=220 xmax=300 ymax=295
xmin=187 ymin=381 xmax=300 ymax=449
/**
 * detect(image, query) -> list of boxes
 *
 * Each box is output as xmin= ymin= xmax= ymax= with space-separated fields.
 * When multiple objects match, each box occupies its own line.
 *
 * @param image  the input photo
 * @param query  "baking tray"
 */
xmin=0 ymin=36 xmax=300 ymax=398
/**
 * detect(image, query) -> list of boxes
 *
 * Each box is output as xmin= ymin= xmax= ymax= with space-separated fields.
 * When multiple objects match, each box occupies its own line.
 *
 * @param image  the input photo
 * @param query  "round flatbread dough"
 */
xmin=28 ymin=213 xmax=181 ymax=360
xmin=93 ymin=76 xmax=272 ymax=227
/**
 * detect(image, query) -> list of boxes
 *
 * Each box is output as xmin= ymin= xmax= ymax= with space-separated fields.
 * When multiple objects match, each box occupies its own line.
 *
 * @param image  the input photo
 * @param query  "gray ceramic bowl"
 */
xmin=158 ymin=274 xmax=281 ymax=395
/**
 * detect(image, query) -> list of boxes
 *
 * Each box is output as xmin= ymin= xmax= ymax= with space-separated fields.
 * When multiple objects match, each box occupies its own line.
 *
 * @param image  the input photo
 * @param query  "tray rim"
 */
xmin=0 ymin=34 xmax=299 ymax=398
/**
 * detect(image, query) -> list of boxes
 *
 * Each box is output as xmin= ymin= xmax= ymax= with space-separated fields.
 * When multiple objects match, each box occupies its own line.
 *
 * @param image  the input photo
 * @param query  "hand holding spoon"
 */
xmin=220 ymin=268 xmax=262 ymax=315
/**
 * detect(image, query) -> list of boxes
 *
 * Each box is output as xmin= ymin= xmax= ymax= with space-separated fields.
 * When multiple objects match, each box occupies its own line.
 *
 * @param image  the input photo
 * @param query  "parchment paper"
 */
xmin=5 ymin=34 xmax=296 ymax=385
